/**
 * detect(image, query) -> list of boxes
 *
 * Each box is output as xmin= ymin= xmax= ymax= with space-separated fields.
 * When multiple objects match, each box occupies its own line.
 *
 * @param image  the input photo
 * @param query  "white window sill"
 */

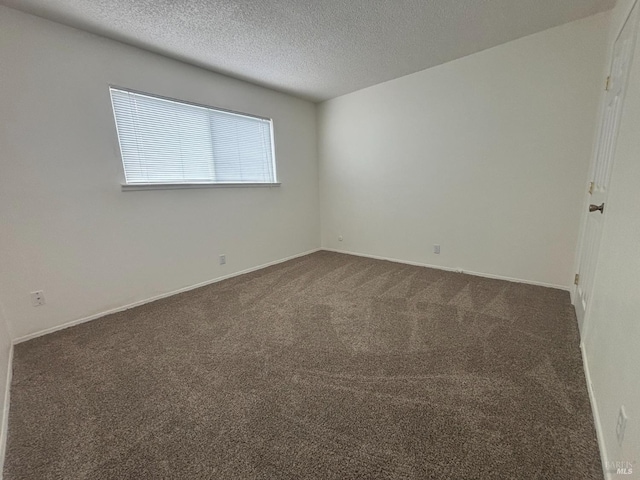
xmin=121 ymin=182 xmax=281 ymax=191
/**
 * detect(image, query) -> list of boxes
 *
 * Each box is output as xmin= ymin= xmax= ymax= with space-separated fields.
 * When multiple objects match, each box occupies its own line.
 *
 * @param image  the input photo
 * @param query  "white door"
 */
xmin=575 ymin=1 xmax=639 ymax=335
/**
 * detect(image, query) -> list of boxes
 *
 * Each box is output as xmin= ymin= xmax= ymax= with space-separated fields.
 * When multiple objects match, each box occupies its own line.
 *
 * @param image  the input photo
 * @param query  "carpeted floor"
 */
xmin=4 ymin=251 xmax=602 ymax=479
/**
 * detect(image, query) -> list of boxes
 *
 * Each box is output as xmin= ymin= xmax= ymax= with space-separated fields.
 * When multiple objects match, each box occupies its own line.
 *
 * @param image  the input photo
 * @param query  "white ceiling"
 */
xmin=1 ymin=0 xmax=615 ymax=101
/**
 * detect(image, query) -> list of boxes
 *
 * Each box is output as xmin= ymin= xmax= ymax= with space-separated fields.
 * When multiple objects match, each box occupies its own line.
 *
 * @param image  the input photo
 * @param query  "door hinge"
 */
xmin=605 ymin=76 xmax=611 ymax=91
xmin=574 ymin=274 xmax=580 ymax=285
xmin=588 ymin=181 xmax=595 ymax=195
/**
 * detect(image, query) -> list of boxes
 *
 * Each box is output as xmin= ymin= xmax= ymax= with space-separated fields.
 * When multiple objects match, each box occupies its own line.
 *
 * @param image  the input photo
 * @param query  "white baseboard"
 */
xmin=13 ymin=248 xmax=321 ymax=345
xmin=14 ymin=247 xmax=567 ymax=345
xmin=569 ymin=286 xmax=577 ymax=306
xmin=321 ymin=248 xmax=569 ymax=291
xmin=0 ymin=344 xmax=13 ymax=480
xmin=0 ymin=247 xmax=592 ymax=479
xmin=581 ymin=342 xmax=610 ymax=480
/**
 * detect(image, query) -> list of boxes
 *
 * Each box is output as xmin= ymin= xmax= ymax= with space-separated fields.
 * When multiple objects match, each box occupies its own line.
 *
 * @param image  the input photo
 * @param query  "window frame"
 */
xmin=108 ymin=85 xmax=280 ymax=191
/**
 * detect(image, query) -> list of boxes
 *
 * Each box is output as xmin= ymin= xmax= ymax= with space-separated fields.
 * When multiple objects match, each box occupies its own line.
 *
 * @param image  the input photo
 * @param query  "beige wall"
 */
xmin=581 ymin=0 xmax=640 ymax=478
xmin=0 ymin=6 xmax=320 ymax=340
xmin=318 ymin=13 xmax=610 ymax=289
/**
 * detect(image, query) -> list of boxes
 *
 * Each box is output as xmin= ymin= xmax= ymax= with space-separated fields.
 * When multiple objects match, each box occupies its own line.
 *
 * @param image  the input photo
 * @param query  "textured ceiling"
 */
xmin=1 ymin=0 xmax=615 ymax=101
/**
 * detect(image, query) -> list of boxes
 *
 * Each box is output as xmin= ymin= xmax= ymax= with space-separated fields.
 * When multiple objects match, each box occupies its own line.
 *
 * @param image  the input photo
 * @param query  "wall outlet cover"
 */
xmin=616 ymin=405 xmax=628 ymax=445
xmin=30 ymin=290 xmax=45 ymax=307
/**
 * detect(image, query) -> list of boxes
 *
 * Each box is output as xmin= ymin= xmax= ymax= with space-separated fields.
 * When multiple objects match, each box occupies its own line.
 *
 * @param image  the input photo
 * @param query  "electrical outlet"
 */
xmin=30 ymin=290 xmax=45 ymax=307
xmin=219 ymin=254 xmax=226 ymax=265
xmin=616 ymin=405 xmax=628 ymax=446
xmin=434 ymin=244 xmax=441 ymax=254
xmin=338 ymin=235 xmax=343 ymax=242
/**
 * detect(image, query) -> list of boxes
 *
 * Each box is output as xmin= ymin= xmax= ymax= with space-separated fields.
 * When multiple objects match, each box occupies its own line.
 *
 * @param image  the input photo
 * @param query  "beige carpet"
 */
xmin=5 ymin=251 xmax=602 ymax=479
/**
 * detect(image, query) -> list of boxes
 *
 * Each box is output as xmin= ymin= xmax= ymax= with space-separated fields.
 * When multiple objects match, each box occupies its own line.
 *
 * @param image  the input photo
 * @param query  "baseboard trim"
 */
xmin=13 ymin=248 xmax=321 ymax=345
xmin=321 ymin=248 xmax=569 ymax=291
xmin=0 ymin=343 xmax=13 ymax=480
xmin=581 ymin=342 xmax=610 ymax=480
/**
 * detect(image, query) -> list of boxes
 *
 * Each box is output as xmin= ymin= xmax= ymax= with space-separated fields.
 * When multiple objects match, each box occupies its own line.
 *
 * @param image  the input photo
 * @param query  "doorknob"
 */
xmin=589 ymin=203 xmax=605 ymax=214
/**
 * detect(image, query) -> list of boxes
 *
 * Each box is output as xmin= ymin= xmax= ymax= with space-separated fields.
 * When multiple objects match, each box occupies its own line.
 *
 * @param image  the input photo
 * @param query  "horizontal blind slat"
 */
xmin=109 ymin=88 xmax=276 ymax=184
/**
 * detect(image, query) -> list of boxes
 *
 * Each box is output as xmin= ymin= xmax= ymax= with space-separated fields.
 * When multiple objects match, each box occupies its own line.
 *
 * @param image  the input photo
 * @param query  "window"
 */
xmin=109 ymin=87 xmax=277 ymax=186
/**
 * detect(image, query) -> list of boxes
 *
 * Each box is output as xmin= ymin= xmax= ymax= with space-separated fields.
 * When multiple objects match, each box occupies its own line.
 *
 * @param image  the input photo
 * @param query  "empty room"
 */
xmin=1 ymin=0 xmax=639 ymax=478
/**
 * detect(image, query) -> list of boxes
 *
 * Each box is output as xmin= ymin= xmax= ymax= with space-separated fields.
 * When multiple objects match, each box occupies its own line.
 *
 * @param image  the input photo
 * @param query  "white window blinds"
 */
xmin=109 ymin=87 xmax=277 ymax=185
